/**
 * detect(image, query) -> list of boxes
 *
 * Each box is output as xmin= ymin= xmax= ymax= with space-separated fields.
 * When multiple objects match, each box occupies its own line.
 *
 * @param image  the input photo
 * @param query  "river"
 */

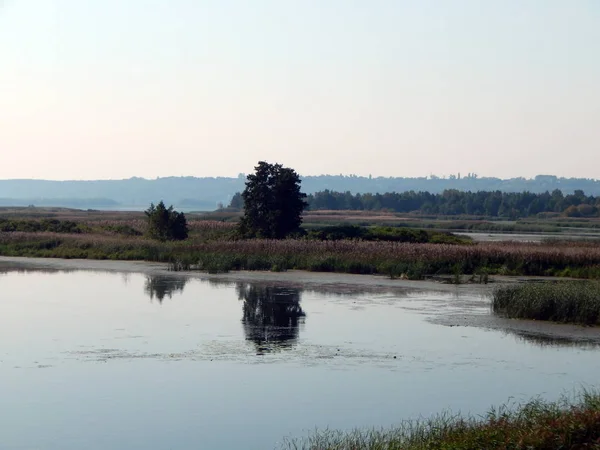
xmin=1 ymin=262 xmax=599 ymax=449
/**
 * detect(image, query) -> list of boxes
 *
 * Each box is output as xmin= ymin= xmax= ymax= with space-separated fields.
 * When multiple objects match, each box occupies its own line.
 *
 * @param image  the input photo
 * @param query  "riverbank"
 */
xmin=0 ymin=255 xmax=489 ymax=292
xmin=2 ymin=231 xmax=600 ymax=279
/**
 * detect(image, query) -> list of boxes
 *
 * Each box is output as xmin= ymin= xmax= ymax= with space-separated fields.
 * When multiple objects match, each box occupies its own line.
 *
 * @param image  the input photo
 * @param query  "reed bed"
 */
xmin=181 ymin=239 xmax=600 ymax=277
xmin=0 ymin=232 xmax=172 ymax=261
xmin=3 ymin=232 xmax=600 ymax=279
xmin=281 ymin=390 xmax=600 ymax=450
xmin=492 ymin=281 xmax=600 ymax=325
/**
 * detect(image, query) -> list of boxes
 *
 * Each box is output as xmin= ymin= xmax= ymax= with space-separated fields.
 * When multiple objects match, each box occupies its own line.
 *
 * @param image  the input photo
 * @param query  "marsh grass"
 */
xmin=2 ymin=233 xmax=600 ymax=279
xmin=492 ymin=281 xmax=600 ymax=325
xmin=281 ymin=390 xmax=600 ymax=450
xmin=305 ymin=225 xmax=471 ymax=245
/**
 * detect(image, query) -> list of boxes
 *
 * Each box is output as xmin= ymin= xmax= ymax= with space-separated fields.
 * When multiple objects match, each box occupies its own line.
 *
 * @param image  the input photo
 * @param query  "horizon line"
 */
xmin=0 ymin=174 xmax=598 ymax=183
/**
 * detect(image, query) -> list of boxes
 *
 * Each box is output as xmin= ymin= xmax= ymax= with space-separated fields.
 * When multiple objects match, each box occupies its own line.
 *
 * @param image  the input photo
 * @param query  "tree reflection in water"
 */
xmin=236 ymin=283 xmax=305 ymax=354
xmin=144 ymin=275 xmax=188 ymax=303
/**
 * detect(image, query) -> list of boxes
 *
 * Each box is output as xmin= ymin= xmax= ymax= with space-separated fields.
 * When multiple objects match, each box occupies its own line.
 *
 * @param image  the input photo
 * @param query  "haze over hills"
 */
xmin=1 ymin=174 xmax=600 ymax=211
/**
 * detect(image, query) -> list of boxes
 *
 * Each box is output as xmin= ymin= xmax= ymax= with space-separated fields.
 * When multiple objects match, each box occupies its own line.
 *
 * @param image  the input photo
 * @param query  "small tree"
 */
xmin=239 ymin=161 xmax=307 ymax=238
xmin=145 ymin=201 xmax=189 ymax=241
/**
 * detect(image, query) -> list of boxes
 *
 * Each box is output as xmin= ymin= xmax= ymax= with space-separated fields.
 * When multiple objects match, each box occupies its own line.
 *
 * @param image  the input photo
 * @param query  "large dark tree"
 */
xmin=239 ymin=161 xmax=307 ymax=238
xmin=145 ymin=201 xmax=189 ymax=241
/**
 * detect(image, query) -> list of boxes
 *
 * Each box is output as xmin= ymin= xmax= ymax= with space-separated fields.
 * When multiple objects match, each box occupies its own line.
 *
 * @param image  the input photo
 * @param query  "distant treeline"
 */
xmin=305 ymin=189 xmax=600 ymax=218
xmin=4 ymin=174 xmax=600 ymax=211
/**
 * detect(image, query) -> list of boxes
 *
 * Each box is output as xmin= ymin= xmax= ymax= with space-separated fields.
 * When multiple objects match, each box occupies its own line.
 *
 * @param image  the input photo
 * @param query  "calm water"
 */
xmin=1 ymin=269 xmax=600 ymax=450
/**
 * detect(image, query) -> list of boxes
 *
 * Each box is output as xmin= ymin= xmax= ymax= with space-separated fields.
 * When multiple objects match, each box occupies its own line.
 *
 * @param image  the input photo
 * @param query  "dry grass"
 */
xmin=2 ymin=232 xmax=600 ymax=278
xmin=2 ymin=208 xmax=600 ymax=278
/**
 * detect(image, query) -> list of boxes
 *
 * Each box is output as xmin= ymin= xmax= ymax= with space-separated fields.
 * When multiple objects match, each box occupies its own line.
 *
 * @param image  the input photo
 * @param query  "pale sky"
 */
xmin=1 ymin=0 xmax=599 ymax=180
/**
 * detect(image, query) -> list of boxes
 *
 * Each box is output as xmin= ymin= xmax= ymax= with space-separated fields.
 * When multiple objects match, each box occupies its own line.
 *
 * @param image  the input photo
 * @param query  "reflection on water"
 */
xmin=4 ymin=267 xmax=600 ymax=450
xmin=507 ymin=329 xmax=600 ymax=349
xmin=141 ymin=276 xmax=308 ymax=353
xmin=144 ymin=275 xmax=188 ymax=303
xmin=236 ymin=283 xmax=306 ymax=354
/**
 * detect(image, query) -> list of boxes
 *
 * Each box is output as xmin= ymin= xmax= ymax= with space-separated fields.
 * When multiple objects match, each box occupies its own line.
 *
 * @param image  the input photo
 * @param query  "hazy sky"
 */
xmin=1 ymin=1 xmax=599 ymax=180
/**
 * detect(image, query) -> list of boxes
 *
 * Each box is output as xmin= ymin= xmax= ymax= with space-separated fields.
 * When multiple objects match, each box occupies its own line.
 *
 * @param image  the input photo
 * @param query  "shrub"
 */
xmin=145 ymin=201 xmax=188 ymax=241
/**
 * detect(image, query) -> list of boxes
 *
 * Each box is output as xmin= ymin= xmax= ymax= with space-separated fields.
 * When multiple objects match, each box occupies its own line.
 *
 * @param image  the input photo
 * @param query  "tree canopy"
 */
xmin=145 ymin=201 xmax=189 ymax=241
xmin=239 ymin=161 xmax=307 ymax=238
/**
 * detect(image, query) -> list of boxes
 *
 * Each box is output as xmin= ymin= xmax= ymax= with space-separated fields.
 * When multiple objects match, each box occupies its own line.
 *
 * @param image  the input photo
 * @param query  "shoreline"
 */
xmin=0 ymin=255 xmax=534 ymax=293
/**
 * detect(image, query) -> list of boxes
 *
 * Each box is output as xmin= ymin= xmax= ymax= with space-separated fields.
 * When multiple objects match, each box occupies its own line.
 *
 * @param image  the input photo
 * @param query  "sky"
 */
xmin=1 ymin=0 xmax=599 ymax=181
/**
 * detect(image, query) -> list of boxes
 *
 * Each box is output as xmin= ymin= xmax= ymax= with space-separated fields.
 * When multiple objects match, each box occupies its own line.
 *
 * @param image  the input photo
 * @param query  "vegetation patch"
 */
xmin=281 ymin=390 xmax=600 ymax=450
xmin=306 ymin=225 xmax=471 ymax=244
xmin=0 ymin=218 xmax=87 ymax=234
xmin=3 ymin=233 xmax=600 ymax=280
xmin=99 ymin=223 xmax=143 ymax=236
xmin=492 ymin=281 xmax=600 ymax=325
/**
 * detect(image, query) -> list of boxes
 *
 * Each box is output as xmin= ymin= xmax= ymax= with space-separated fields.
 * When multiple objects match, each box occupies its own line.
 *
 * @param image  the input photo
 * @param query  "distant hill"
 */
xmin=0 ymin=174 xmax=599 ymax=211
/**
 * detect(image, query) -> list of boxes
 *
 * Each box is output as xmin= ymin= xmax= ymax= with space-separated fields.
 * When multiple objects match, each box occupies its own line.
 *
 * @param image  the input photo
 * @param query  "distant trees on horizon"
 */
xmin=229 ymin=187 xmax=600 ymax=218
xmin=5 ymin=173 xmax=600 ymax=211
xmin=305 ymin=189 xmax=600 ymax=218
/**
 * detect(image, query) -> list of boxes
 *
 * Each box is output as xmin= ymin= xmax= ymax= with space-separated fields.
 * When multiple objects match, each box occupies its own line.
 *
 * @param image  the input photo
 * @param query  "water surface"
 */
xmin=1 ymin=269 xmax=599 ymax=450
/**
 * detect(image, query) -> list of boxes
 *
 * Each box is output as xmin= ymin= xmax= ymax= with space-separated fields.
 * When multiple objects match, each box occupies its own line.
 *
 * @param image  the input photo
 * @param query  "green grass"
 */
xmin=281 ymin=390 xmax=600 ymax=450
xmin=492 ymin=281 xmax=600 ymax=325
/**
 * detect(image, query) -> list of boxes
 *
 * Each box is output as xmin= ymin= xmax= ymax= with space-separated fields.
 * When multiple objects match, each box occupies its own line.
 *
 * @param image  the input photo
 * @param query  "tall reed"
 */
xmin=2 ymin=233 xmax=600 ymax=279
